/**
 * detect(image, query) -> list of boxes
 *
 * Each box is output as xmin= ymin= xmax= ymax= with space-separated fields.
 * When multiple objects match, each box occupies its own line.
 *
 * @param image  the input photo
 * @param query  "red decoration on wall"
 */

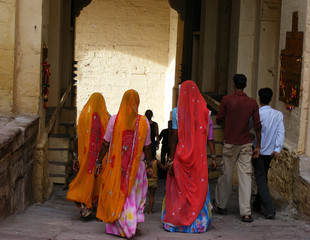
xmin=42 ymin=46 xmax=50 ymax=109
xmin=279 ymin=12 xmax=303 ymax=111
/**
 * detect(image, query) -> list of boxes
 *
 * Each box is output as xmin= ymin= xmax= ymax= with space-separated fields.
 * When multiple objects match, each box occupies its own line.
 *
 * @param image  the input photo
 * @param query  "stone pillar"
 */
xmin=14 ymin=0 xmax=44 ymax=115
xmin=228 ymin=0 xmax=256 ymax=96
xmin=48 ymin=0 xmax=62 ymax=108
xmin=0 ymin=0 xmax=15 ymax=115
xmin=251 ymin=0 xmax=281 ymax=103
xmin=164 ymin=8 xmax=178 ymax=123
xmin=199 ymin=0 xmax=219 ymax=93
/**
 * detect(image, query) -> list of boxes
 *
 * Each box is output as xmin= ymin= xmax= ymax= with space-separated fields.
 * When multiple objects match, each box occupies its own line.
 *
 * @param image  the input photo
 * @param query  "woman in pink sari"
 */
xmin=161 ymin=80 xmax=212 ymax=233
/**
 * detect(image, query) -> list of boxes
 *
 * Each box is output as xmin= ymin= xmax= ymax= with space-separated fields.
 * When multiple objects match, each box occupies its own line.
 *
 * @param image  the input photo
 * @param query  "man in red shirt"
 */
xmin=214 ymin=74 xmax=261 ymax=223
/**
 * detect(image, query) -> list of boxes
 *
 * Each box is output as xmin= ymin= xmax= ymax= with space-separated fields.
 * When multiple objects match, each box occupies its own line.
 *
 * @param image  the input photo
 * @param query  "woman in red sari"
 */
xmin=161 ymin=80 xmax=212 ymax=233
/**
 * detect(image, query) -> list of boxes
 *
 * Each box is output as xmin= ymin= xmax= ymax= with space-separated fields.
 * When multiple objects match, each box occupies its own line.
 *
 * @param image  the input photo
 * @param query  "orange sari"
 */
xmin=67 ymin=92 xmax=110 ymax=209
xmin=96 ymin=89 xmax=148 ymax=223
xmin=163 ymin=80 xmax=210 ymax=226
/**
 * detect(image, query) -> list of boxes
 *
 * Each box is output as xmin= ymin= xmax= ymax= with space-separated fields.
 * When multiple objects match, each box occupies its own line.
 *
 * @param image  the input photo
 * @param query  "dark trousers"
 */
xmin=252 ymin=155 xmax=275 ymax=215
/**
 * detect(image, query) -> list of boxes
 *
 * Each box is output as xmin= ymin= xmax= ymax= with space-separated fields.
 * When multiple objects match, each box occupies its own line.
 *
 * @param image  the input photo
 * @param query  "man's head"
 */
xmin=145 ymin=109 xmax=153 ymax=121
xmin=258 ymin=88 xmax=273 ymax=105
xmin=233 ymin=74 xmax=247 ymax=90
xmin=168 ymin=120 xmax=172 ymax=129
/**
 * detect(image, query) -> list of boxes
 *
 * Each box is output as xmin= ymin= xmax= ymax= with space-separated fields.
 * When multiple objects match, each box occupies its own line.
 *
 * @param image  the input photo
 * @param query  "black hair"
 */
xmin=233 ymin=74 xmax=247 ymax=90
xmin=259 ymin=88 xmax=273 ymax=105
xmin=145 ymin=110 xmax=153 ymax=119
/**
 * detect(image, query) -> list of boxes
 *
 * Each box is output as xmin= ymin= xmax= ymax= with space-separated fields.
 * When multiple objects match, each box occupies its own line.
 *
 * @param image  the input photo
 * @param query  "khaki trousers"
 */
xmin=215 ymin=143 xmax=252 ymax=216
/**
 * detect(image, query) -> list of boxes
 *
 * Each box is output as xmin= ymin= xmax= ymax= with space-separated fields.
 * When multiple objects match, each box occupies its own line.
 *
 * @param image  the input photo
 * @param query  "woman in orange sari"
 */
xmin=96 ymin=89 xmax=153 ymax=238
xmin=162 ymin=80 xmax=212 ymax=233
xmin=66 ymin=92 xmax=110 ymax=217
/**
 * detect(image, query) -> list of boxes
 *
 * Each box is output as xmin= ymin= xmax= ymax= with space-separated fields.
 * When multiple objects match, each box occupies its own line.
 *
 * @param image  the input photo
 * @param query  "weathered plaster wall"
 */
xmin=0 ymin=0 xmax=15 ymax=114
xmin=75 ymin=0 xmax=172 ymax=131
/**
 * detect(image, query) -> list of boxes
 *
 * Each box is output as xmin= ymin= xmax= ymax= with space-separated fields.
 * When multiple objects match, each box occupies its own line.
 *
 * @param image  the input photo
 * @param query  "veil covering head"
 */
xmin=67 ymin=92 xmax=110 ymax=209
xmin=97 ymin=89 xmax=149 ymax=223
xmin=163 ymin=80 xmax=210 ymax=226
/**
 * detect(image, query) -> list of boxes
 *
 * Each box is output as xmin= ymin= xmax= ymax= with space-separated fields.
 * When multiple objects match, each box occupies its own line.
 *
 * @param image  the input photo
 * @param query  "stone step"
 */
xmin=60 ymin=107 xmax=76 ymax=123
xmin=58 ymin=122 xmax=76 ymax=137
xmin=46 ymin=149 xmax=70 ymax=163
xmin=49 ymin=175 xmax=66 ymax=184
xmin=48 ymin=134 xmax=72 ymax=149
xmin=47 ymin=134 xmax=74 ymax=185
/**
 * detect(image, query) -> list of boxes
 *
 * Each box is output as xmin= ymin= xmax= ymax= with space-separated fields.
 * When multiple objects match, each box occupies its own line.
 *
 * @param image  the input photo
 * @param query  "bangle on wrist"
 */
xmin=211 ymin=154 xmax=217 ymax=158
xmin=96 ymin=158 xmax=102 ymax=165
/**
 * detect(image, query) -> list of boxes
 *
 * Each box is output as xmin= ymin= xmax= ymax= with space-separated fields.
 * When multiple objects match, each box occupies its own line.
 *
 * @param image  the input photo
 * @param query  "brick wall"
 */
xmin=75 ymin=0 xmax=172 ymax=131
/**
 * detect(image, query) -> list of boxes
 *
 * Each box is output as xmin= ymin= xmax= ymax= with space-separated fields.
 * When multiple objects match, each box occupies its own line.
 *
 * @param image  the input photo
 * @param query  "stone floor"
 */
xmin=0 ymin=179 xmax=310 ymax=240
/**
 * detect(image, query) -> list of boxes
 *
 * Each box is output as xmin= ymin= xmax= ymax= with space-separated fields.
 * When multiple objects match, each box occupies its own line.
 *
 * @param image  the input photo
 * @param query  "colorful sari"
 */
xmin=67 ymin=92 xmax=110 ymax=211
xmin=96 ymin=89 xmax=150 ymax=238
xmin=162 ymin=80 xmax=212 ymax=232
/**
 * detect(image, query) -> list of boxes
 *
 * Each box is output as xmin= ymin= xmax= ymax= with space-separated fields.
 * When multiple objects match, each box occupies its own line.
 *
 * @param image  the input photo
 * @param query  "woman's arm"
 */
xmin=95 ymin=139 xmax=110 ymax=176
xmin=155 ymin=122 xmax=160 ymax=150
xmin=143 ymin=144 xmax=153 ymax=177
xmin=168 ymin=129 xmax=178 ymax=175
xmin=157 ymin=159 xmax=168 ymax=170
xmin=207 ymin=140 xmax=217 ymax=170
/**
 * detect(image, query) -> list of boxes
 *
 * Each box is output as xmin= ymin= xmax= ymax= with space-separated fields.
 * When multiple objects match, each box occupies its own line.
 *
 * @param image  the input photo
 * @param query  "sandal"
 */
xmin=80 ymin=204 xmax=92 ymax=218
xmin=241 ymin=215 xmax=253 ymax=223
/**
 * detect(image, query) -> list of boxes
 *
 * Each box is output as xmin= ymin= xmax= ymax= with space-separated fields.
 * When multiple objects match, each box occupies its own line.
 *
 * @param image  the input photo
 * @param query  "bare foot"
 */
xmin=148 ymin=211 xmax=152 ymax=215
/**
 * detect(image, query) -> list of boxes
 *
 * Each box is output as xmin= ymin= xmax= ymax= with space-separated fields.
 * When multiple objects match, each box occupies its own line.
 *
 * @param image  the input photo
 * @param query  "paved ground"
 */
xmin=0 ymin=179 xmax=310 ymax=240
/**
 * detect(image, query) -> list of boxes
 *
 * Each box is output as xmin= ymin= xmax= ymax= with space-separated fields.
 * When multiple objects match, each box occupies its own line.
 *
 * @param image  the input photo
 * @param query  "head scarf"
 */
xmin=67 ymin=92 xmax=110 ymax=209
xmin=97 ymin=89 xmax=148 ymax=223
xmin=163 ymin=80 xmax=210 ymax=226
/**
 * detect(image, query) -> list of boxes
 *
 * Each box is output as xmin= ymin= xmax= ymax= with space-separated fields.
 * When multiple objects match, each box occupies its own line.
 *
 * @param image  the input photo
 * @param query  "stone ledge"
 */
xmin=0 ymin=115 xmax=39 ymax=158
xmin=0 ymin=114 xmax=39 ymax=219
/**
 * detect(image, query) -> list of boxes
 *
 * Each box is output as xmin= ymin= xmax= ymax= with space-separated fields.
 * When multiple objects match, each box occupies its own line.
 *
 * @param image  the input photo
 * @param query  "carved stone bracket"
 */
xmin=169 ymin=0 xmax=186 ymax=20
xmin=72 ymin=0 xmax=92 ymax=17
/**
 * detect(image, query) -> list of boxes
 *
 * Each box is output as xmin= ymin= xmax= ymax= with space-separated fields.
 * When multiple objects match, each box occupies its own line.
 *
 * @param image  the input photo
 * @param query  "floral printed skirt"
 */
xmin=105 ymin=161 xmax=147 ymax=238
xmin=161 ymin=185 xmax=212 ymax=233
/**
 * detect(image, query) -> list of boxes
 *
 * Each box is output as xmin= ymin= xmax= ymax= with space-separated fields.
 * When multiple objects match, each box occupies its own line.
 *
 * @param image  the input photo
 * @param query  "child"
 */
xmin=147 ymin=159 xmax=168 ymax=215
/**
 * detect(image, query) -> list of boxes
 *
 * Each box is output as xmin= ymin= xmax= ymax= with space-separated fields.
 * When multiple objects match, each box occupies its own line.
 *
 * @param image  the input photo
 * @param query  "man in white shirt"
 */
xmin=252 ymin=88 xmax=285 ymax=219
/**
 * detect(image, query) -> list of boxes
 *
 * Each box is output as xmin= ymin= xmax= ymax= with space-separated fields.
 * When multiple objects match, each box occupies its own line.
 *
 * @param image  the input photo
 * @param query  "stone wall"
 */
xmin=75 ymin=0 xmax=173 ymax=131
xmin=269 ymin=148 xmax=310 ymax=216
xmin=0 ymin=115 xmax=41 ymax=219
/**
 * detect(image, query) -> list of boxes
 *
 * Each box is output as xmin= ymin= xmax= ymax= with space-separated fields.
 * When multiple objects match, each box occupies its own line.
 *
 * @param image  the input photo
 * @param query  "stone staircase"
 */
xmin=47 ymin=107 xmax=76 ymax=186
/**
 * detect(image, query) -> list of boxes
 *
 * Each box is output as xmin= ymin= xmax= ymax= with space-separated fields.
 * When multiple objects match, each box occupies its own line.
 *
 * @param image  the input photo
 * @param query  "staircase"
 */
xmin=47 ymin=107 xmax=76 ymax=186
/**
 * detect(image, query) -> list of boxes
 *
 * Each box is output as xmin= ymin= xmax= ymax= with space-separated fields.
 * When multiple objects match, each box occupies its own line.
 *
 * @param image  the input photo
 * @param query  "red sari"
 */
xmin=163 ymin=80 xmax=210 ymax=226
